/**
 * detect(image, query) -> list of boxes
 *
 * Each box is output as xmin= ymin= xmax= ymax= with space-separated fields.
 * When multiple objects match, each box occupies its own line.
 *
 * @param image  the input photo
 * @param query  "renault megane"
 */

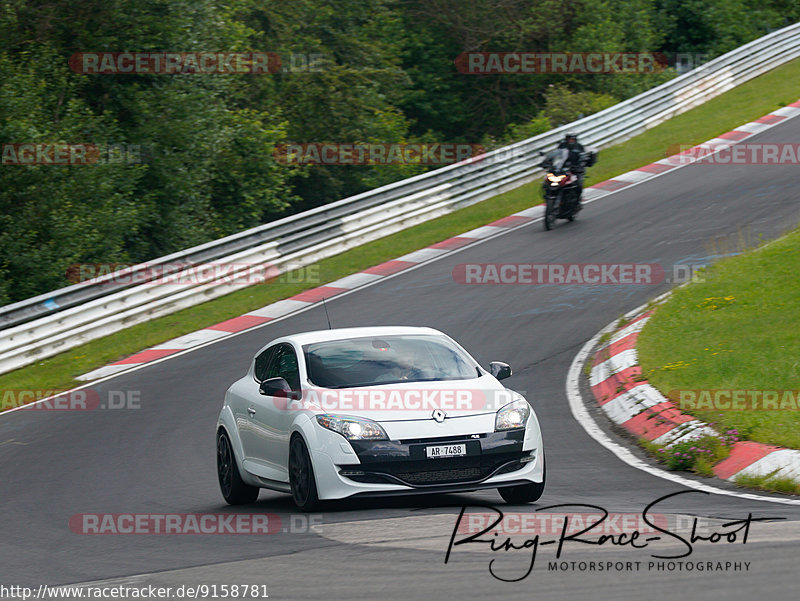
xmin=216 ymin=326 xmax=545 ymax=510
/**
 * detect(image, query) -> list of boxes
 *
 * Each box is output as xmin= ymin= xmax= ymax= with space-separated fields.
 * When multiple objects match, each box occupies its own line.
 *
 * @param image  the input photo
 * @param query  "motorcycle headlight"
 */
xmin=316 ymin=415 xmax=388 ymax=440
xmin=546 ymin=173 xmax=565 ymax=184
xmin=495 ymin=399 xmax=530 ymax=431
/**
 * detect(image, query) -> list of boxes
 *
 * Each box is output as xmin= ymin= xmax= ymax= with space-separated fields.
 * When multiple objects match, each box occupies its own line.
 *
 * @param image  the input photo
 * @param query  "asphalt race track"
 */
xmin=2 ymin=116 xmax=800 ymax=600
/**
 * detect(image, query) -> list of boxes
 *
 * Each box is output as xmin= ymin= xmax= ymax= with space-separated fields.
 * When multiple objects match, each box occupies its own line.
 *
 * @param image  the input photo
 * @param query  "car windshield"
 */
xmin=303 ymin=335 xmax=479 ymax=388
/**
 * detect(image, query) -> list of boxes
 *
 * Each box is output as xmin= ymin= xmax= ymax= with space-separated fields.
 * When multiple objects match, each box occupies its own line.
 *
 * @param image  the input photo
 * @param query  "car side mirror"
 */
xmin=259 ymin=377 xmax=294 ymax=398
xmin=489 ymin=361 xmax=512 ymax=381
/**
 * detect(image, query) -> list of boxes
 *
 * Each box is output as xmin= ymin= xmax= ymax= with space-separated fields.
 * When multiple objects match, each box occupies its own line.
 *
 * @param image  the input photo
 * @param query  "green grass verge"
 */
xmin=734 ymin=472 xmax=800 ymax=495
xmin=639 ymin=434 xmax=733 ymax=477
xmin=638 ymin=225 xmax=800 ymax=450
xmin=3 ymin=57 xmax=800 ymax=402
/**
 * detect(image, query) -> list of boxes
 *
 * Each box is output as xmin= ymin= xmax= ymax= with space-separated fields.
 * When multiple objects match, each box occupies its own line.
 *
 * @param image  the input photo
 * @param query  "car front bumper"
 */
xmin=308 ymin=419 xmax=544 ymax=500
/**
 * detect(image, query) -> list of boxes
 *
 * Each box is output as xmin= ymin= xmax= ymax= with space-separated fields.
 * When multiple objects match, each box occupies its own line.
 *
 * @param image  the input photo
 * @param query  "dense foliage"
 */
xmin=1 ymin=0 xmax=797 ymax=303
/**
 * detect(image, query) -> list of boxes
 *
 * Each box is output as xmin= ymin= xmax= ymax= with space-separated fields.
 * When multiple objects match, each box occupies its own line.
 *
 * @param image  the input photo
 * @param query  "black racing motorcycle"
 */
xmin=539 ymin=148 xmax=596 ymax=231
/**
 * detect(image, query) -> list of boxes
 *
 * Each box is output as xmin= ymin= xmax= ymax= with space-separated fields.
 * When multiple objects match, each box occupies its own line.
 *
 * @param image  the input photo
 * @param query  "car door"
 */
xmin=235 ymin=344 xmax=282 ymax=480
xmin=245 ymin=343 xmax=302 ymax=482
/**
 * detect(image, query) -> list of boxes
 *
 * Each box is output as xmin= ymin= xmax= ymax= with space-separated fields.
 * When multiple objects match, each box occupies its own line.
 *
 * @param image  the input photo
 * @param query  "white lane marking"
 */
xmin=734 ymin=449 xmax=800 ymax=482
xmin=735 ymin=121 xmax=772 ymax=133
xmin=602 ymin=385 xmax=665 ymax=425
xmin=566 ymin=305 xmax=800 ymax=506
xmin=326 ymin=272 xmax=383 ymax=289
xmin=4 ymin=104 xmax=800 ymax=416
xmin=395 ymin=247 xmax=449 ymax=263
xmin=582 ymin=188 xmax=611 ymax=200
xmin=150 ymin=329 xmax=229 ymax=350
xmin=589 ymin=348 xmax=638 ymax=387
xmin=77 ymin=364 xmax=137 ymax=381
xmin=609 ymin=316 xmax=650 ymax=346
xmin=613 ymin=170 xmax=654 ymax=182
xmin=460 ymin=225 xmax=503 ymax=239
xmin=247 ymin=299 xmax=310 ymax=318
xmin=772 ymin=106 xmax=800 ymax=117
xmin=651 ymin=422 xmax=718 ymax=447
xmin=512 ymin=205 xmax=546 ymax=218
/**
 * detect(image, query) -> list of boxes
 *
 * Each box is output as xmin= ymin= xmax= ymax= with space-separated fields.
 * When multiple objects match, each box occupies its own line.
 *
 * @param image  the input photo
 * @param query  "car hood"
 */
xmin=297 ymin=378 xmax=522 ymax=422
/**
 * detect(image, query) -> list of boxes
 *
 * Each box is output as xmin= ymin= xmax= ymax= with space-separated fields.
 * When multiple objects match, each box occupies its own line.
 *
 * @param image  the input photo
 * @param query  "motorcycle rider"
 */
xmin=557 ymin=132 xmax=586 ymax=206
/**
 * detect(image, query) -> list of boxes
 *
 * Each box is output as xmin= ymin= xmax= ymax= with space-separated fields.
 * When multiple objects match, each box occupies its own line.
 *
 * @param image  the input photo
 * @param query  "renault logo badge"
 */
xmin=432 ymin=409 xmax=447 ymax=423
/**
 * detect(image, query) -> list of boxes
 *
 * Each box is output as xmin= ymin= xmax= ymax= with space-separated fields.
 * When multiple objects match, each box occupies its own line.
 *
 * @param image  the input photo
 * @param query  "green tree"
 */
xmin=0 ymin=0 xmax=294 ymax=300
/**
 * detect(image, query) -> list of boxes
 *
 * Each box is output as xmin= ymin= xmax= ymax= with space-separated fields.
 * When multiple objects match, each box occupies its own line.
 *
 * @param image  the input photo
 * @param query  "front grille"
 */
xmin=395 ymin=466 xmax=484 ymax=484
xmin=341 ymin=452 xmax=527 ymax=487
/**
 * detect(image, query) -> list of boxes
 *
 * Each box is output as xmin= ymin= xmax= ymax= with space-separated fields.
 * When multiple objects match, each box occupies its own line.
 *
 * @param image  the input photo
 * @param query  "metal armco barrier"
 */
xmin=1 ymin=23 xmax=799 ymax=375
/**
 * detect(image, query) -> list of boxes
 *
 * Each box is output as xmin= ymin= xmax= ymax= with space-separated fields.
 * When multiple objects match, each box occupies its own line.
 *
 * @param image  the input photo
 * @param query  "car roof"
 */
xmin=277 ymin=326 xmax=445 ymax=347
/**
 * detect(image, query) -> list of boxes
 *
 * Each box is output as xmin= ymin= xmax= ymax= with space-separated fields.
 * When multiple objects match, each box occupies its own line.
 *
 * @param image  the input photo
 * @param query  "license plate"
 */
xmin=426 ymin=443 xmax=466 ymax=458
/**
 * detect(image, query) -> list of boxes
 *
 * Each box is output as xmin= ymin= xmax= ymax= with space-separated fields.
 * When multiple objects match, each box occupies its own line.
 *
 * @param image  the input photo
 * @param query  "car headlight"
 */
xmin=495 ymin=399 xmax=530 ymax=431
xmin=316 ymin=415 xmax=388 ymax=440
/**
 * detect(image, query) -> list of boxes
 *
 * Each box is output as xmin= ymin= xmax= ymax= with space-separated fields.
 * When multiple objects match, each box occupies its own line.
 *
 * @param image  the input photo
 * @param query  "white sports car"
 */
xmin=216 ymin=326 xmax=545 ymax=510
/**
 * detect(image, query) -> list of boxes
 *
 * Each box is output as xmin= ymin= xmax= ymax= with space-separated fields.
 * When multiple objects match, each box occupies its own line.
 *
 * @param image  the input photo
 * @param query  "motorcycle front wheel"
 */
xmin=544 ymin=193 xmax=558 ymax=231
xmin=567 ymin=189 xmax=579 ymax=222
